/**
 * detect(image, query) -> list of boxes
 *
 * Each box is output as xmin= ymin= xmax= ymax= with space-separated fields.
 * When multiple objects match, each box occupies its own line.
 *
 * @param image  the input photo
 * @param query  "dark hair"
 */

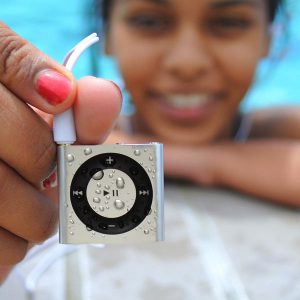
xmin=99 ymin=0 xmax=283 ymax=24
xmin=269 ymin=0 xmax=283 ymax=22
xmin=101 ymin=0 xmax=113 ymax=23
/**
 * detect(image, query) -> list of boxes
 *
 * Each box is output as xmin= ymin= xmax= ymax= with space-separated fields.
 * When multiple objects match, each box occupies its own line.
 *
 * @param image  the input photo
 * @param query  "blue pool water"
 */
xmin=1 ymin=0 xmax=300 ymax=113
xmin=1 ymin=0 xmax=97 ymax=78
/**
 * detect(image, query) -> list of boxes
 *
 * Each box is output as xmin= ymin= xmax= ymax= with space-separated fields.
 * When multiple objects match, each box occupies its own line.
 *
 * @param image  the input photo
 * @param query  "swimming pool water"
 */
xmin=1 ymin=0 xmax=300 ymax=113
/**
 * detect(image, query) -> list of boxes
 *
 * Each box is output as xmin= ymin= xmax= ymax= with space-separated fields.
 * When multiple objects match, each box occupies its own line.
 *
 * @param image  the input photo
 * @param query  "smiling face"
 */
xmin=106 ymin=0 xmax=270 ymax=145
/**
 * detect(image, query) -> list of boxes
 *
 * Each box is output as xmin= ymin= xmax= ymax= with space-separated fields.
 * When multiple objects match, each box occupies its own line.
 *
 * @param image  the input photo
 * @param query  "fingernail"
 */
xmin=109 ymin=80 xmax=123 ymax=100
xmin=41 ymin=169 xmax=57 ymax=190
xmin=36 ymin=70 xmax=72 ymax=105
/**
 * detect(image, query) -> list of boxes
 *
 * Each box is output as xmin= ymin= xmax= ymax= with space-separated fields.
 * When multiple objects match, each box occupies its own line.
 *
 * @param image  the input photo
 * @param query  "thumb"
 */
xmin=0 ymin=21 xmax=76 ymax=114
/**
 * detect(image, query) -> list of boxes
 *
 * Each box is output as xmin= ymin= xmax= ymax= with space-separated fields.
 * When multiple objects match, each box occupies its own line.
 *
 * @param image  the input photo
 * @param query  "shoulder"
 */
xmin=247 ymin=106 xmax=300 ymax=139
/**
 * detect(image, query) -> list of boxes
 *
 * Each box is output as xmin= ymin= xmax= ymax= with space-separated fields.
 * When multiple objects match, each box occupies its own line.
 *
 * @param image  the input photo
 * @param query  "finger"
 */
xmin=0 ymin=228 xmax=28 ymax=265
xmin=74 ymin=77 xmax=122 ymax=144
xmin=0 ymin=161 xmax=58 ymax=243
xmin=33 ymin=77 xmax=123 ymax=144
xmin=0 ymin=21 xmax=76 ymax=114
xmin=30 ymin=106 xmax=53 ymax=126
xmin=0 ymin=83 xmax=56 ymax=186
xmin=0 ymin=265 xmax=14 ymax=283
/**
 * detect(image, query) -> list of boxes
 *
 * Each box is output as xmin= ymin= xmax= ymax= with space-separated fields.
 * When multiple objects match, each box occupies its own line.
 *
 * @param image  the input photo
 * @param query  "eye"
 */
xmin=126 ymin=13 xmax=172 ymax=32
xmin=214 ymin=17 xmax=251 ymax=28
xmin=207 ymin=16 xmax=253 ymax=36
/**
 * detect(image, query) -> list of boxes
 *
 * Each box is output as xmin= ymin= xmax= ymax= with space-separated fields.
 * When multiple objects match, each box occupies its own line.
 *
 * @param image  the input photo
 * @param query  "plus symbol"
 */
xmin=106 ymin=156 xmax=114 ymax=165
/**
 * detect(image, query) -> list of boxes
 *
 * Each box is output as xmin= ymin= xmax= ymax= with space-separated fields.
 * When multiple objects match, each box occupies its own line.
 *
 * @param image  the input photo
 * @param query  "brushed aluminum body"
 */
xmin=58 ymin=143 xmax=164 ymax=244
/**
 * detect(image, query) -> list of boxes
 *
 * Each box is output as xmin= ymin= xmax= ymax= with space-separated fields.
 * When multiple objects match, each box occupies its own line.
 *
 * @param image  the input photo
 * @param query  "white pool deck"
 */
xmin=1 ymin=182 xmax=300 ymax=300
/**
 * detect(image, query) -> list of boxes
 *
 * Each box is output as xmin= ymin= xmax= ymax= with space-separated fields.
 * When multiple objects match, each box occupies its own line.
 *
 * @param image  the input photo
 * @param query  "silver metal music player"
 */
xmin=58 ymin=143 xmax=164 ymax=244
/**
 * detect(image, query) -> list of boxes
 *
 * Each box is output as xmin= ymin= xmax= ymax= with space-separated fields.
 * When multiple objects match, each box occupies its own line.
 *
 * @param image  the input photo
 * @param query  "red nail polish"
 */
xmin=42 ymin=170 xmax=57 ymax=190
xmin=36 ymin=70 xmax=72 ymax=105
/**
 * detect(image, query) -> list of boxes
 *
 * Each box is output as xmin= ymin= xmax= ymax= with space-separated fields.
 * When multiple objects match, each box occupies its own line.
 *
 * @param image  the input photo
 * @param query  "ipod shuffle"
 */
xmin=55 ymin=34 xmax=164 ymax=244
xmin=58 ymin=143 xmax=164 ymax=243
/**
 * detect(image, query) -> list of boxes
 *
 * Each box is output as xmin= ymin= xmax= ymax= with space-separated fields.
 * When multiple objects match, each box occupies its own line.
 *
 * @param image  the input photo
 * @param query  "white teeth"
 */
xmin=165 ymin=94 xmax=210 ymax=108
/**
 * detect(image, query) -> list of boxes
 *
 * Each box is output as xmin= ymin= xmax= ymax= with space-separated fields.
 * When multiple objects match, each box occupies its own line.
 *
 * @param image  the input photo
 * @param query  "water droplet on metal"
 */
xmin=112 ymin=170 xmax=116 ymax=173
xmin=106 ymin=195 xmax=110 ymax=200
xmin=86 ymin=226 xmax=92 ymax=231
xmin=149 ymin=155 xmax=153 ymax=161
xmin=105 ymin=185 xmax=110 ymax=190
xmin=99 ymin=206 xmax=105 ymax=211
xmin=92 ymin=231 xmax=96 ymax=235
xmin=114 ymin=199 xmax=125 ymax=210
xmin=152 ymin=175 xmax=155 ymax=179
xmin=134 ymin=149 xmax=141 ymax=156
xmin=69 ymin=219 xmax=74 ymax=224
xmin=93 ymin=197 xmax=100 ymax=203
xmin=144 ymin=229 xmax=150 ymax=235
xmin=105 ymin=200 xmax=109 ymax=204
xmin=70 ymin=231 xmax=74 ymax=235
xmin=109 ymin=173 xmax=113 ymax=178
xmin=148 ymin=168 xmax=152 ymax=172
xmin=67 ymin=154 xmax=75 ymax=162
xmin=144 ymin=148 xmax=148 ymax=152
xmin=95 ymin=189 xmax=101 ymax=194
xmin=97 ymin=182 xmax=101 ymax=187
xmin=147 ymin=220 xmax=151 ymax=224
xmin=84 ymin=147 xmax=92 ymax=155
xmin=116 ymin=177 xmax=125 ymax=189
xmin=106 ymin=206 xmax=109 ymax=209
xmin=93 ymin=170 xmax=104 ymax=180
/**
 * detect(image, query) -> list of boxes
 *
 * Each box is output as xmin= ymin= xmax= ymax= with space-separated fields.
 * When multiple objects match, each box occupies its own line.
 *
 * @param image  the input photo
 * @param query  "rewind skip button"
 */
xmin=72 ymin=189 xmax=84 ymax=199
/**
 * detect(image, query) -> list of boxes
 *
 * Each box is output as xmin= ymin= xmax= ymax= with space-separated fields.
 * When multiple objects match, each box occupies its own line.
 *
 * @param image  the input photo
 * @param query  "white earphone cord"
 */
xmin=53 ymin=33 xmax=100 ymax=145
